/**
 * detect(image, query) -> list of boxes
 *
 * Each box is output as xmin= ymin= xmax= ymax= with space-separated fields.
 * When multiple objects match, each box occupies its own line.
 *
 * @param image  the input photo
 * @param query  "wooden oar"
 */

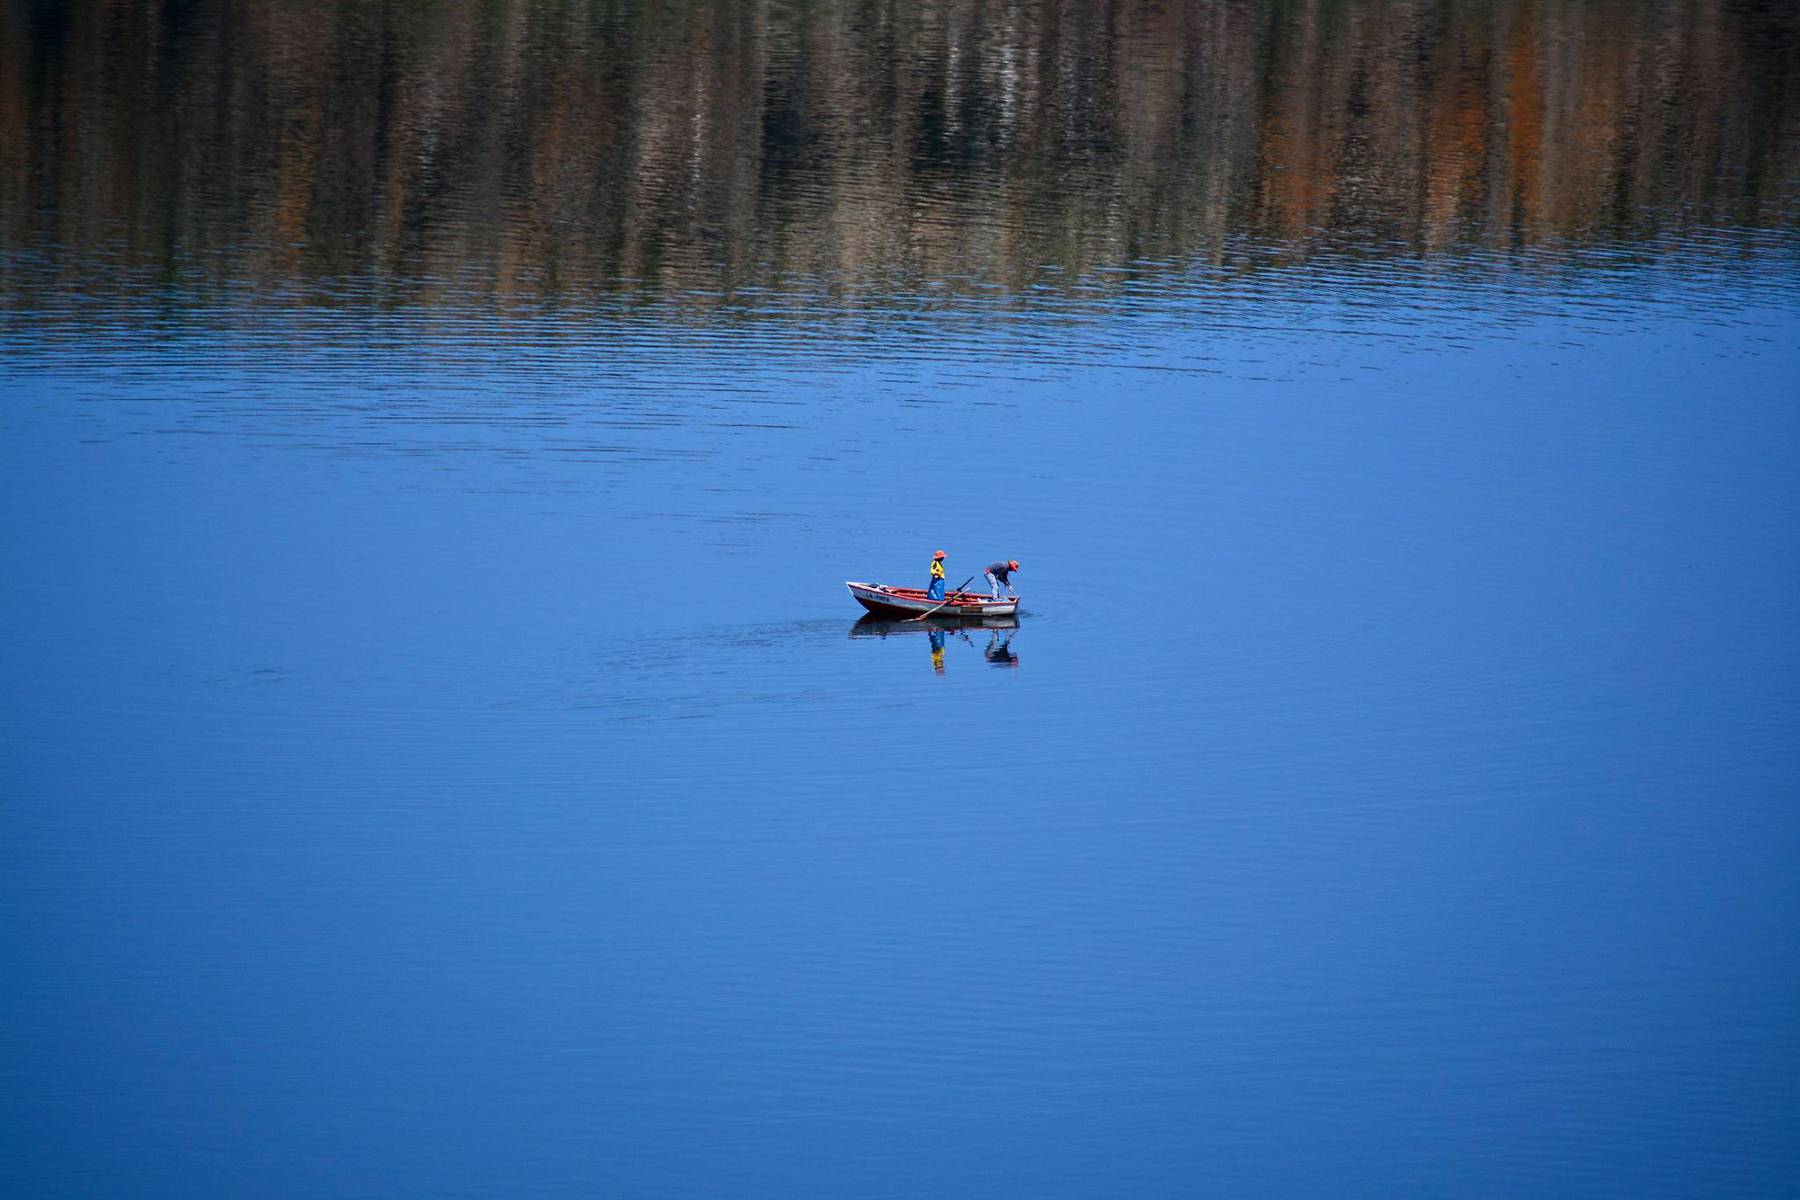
xmin=909 ymin=575 xmax=976 ymax=621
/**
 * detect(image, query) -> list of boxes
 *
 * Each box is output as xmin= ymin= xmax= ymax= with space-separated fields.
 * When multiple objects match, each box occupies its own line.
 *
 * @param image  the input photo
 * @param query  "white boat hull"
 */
xmin=846 ymin=581 xmax=1019 ymax=618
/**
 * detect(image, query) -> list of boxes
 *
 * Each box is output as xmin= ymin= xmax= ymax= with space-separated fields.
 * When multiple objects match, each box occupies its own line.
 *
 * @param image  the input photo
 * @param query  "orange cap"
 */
xmin=1009 ymin=560 xmax=1020 ymax=569
xmin=933 ymin=550 xmax=946 ymax=559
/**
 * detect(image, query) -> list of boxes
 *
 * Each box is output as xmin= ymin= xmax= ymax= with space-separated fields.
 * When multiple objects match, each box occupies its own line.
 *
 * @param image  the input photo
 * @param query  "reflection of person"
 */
xmin=929 ymin=626 xmax=947 ymax=674
xmin=984 ymin=559 xmax=1020 ymax=598
xmin=927 ymin=549 xmax=947 ymax=601
xmin=985 ymin=628 xmax=1018 ymax=667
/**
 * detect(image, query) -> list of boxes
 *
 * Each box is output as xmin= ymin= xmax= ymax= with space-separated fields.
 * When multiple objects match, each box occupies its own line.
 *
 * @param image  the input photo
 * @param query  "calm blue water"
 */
xmin=5 ymin=2 xmax=1800 ymax=1195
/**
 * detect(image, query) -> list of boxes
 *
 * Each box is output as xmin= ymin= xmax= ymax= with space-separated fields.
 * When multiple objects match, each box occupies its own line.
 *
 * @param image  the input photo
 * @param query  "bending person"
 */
xmin=984 ymin=559 xmax=1020 ymax=598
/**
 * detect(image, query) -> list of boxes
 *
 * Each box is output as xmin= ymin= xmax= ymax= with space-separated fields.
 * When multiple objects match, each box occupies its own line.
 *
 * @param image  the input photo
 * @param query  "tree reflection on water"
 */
xmin=3 ymin=0 xmax=1795 ymax=309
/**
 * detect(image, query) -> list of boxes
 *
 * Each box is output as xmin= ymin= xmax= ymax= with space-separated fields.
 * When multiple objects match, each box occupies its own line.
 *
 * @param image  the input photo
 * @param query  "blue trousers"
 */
xmin=927 ymin=578 xmax=945 ymax=600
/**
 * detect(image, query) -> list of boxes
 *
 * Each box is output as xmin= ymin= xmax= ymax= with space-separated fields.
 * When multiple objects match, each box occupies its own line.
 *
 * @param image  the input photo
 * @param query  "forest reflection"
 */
xmin=3 ymin=0 xmax=1796 ymax=306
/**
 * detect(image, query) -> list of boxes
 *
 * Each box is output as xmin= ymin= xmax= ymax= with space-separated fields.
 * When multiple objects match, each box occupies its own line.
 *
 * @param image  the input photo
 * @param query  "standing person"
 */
xmin=984 ymin=559 xmax=1020 ymax=598
xmin=926 ymin=550 xmax=947 ymax=601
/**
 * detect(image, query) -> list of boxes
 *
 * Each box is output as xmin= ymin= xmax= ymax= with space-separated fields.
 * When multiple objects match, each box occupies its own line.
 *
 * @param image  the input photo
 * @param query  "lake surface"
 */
xmin=4 ymin=1 xmax=1799 ymax=1195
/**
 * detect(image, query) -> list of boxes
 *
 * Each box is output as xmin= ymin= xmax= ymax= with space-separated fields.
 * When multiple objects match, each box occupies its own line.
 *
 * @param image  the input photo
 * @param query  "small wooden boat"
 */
xmin=846 ymin=581 xmax=1019 ymax=619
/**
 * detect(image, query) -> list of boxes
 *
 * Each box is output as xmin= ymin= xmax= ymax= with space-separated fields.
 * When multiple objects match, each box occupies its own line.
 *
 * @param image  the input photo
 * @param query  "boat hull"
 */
xmin=846 ymin=581 xmax=1019 ymax=619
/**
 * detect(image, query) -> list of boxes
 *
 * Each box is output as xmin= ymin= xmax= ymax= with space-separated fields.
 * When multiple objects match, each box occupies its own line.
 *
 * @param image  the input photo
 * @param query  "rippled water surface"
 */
xmin=5 ymin=1 xmax=1800 ymax=1195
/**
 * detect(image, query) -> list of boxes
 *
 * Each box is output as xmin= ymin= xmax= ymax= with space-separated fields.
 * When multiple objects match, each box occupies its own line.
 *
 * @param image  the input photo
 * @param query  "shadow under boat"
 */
xmin=849 ymin=613 xmax=1019 ymax=637
xmin=852 ymin=612 xmax=1021 ymax=670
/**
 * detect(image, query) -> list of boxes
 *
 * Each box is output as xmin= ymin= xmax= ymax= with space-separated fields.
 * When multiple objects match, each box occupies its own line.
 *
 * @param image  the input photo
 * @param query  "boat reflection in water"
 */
xmin=850 ymin=615 xmax=1020 ymax=673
